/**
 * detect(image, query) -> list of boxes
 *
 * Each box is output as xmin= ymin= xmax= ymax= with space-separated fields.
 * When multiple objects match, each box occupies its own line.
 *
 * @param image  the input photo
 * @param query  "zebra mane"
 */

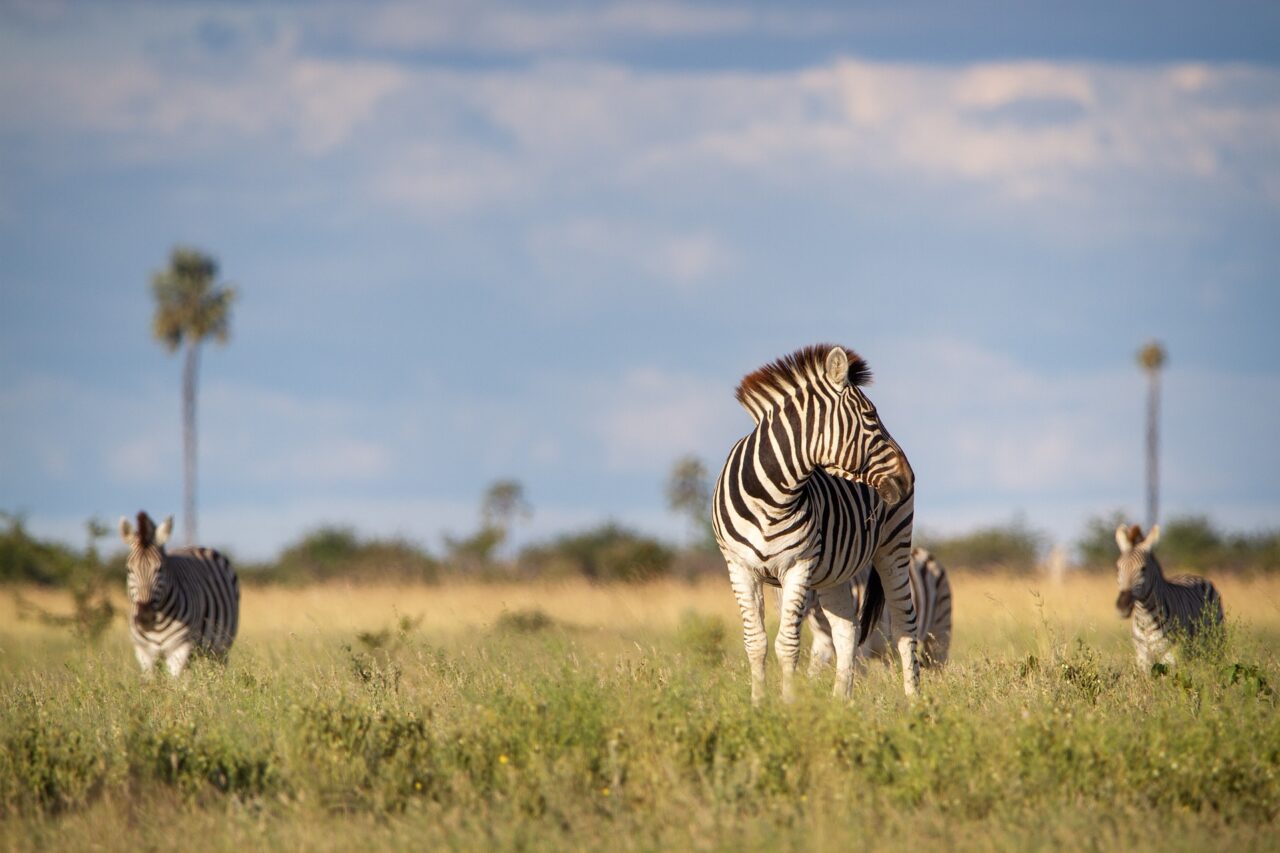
xmin=1127 ymin=524 xmax=1144 ymax=545
xmin=734 ymin=344 xmax=872 ymax=415
xmin=136 ymin=511 xmax=155 ymax=546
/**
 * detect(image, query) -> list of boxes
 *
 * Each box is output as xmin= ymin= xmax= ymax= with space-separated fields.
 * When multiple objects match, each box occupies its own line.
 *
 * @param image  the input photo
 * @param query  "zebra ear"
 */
xmin=1115 ymin=525 xmax=1134 ymax=553
xmin=1141 ymin=525 xmax=1161 ymax=551
xmin=155 ymin=516 xmax=174 ymax=547
xmin=824 ymin=347 xmax=849 ymax=389
xmin=119 ymin=517 xmax=134 ymax=545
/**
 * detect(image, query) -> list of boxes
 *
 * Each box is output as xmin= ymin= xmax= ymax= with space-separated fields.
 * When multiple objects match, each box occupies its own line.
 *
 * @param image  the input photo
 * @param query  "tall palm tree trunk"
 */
xmin=183 ymin=342 xmax=199 ymax=546
xmin=1145 ymin=368 xmax=1160 ymax=530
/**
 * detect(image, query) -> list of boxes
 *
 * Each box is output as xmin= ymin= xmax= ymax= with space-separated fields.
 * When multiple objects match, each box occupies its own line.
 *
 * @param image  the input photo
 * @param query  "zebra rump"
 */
xmin=806 ymin=546 xmax=952 ymax=671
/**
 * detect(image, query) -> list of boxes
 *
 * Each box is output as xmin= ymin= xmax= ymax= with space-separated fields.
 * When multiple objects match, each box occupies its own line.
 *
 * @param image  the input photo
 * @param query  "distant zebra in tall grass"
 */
xmin=1114 ymin=523 xmax=1223 ymax=670
xmin=712 ymin=344 xmax=919 ymax=702
xmin=805 ymin=547 xmax=952 ymax=672
xmin=119 ymin=511 xmax=239 ymax=677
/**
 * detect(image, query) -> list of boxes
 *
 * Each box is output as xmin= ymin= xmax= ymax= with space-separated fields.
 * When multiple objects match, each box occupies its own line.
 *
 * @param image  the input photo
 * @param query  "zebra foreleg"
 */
xmin=816 ymin=583 xmax=860 ymax=700
xmin=729 ymin=565 xmax=768 ymax=706
xmin=775 ymin=565 xmax=815 ymax=703
xmin=134 ymin=643 xmax=159 ymax=677
xmin=876 ymin=547 xmax=920 ymax=697
xmin=165 ymin=643 xmax=193 ymax=679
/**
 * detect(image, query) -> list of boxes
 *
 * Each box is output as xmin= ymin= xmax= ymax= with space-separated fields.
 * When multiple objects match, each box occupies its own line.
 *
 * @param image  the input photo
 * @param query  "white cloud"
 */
xmin=0 ymin=31 xmax=405 ymax=157
xmin=528 ymin=217 xmax=733 ymax=289
xmin=5 ymin=9 xmax=1277 ymax=227
xmin=588 ymin=367 xmax=741 ymax=473
xmin=373 ymin=142 xmax=534 ymax=214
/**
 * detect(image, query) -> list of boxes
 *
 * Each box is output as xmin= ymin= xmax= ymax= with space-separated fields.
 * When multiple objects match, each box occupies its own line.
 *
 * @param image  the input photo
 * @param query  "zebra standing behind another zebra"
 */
xmin=806 ymin=547 xmax=952 ymax=672
xmin=119 ymin=511 xmax=240 ymax=677
xmin=712 ymin=344 xmax=920 ymax=703
xmin=1115 ymin=523 xmax=1223 ymax=670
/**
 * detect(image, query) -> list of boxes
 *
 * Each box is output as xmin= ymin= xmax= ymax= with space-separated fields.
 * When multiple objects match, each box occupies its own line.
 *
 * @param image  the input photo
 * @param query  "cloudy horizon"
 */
xmin=2 ymin=1 xmax=1278 ymax=561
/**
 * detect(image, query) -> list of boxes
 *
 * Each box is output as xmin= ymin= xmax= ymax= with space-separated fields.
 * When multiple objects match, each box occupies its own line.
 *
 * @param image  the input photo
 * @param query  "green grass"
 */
xmin=2 ymin=577 xmax=1279 ymax=851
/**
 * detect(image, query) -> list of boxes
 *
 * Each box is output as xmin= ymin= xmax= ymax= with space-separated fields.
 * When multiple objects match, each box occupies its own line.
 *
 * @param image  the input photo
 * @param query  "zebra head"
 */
xmin=119 ymin=511 xmax=174 ymax=622
xmin=735 ymin=345 xmax=913 ymax=505
xmin=808 ymin=346 xmax=913 ymax=505
xmin=1114 ymin=523 xmax=1160 ymax=616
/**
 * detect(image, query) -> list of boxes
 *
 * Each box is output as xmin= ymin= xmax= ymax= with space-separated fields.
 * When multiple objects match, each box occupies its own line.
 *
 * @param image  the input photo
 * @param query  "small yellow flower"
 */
xmin=414 ymin=781 xmax=423 ymax=791
xmin=601 ymin=786 xmax=610 ymax=797
xmin=499 ymin=754 xmax=509 ymax=765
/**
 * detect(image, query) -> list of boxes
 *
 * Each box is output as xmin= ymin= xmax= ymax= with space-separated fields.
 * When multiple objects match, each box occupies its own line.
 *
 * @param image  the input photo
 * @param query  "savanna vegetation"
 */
xmin=3 ymin=568 xmax=1279 ymax=851
xmin=4 ymin=470 xmax=1279 ymax=850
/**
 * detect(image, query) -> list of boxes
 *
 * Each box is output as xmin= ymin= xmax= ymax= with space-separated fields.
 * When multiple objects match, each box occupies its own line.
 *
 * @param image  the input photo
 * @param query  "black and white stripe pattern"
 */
xmin=118 ymin=511 xmax=240 ymax=677
xmin=712 ymin=344 xmax=920 ymax=702
xmin=806 ymin=547 xmax=952 ymax=672
xmin=1114 ymin=523 xmax=1223 ymax=669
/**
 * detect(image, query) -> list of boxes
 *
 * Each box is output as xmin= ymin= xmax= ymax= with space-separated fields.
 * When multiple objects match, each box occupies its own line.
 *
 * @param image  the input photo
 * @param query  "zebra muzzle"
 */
xmin=134 ymin=604 xmax=157 ymax=630
xmin=1115 ymin=590 xmax=1134 ymax=617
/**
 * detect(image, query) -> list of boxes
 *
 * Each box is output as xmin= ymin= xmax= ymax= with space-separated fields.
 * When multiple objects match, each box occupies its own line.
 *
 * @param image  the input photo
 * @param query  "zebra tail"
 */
xmin=859 ymin=568 xmax=885 ymax=646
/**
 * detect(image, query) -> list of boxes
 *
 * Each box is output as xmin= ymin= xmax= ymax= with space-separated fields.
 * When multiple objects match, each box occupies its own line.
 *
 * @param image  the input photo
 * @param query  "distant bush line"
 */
xmin=2 ymin=511 xmax=1277 ymax=589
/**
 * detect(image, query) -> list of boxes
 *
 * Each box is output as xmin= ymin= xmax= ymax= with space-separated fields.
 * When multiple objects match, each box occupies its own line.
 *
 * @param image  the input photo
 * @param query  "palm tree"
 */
xmin=151 ymin=247 xmax=236 ymax=546
xmin=1137 ymin=340 xmax=1167 ymax=530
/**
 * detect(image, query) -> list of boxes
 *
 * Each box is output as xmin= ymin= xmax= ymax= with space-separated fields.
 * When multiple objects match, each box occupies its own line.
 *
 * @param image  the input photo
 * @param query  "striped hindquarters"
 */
xmin=859 ymin=547 xmax=951 ymax=665
xmin=1157 ymin=574 xmax=1224 ymax=637
xmin=805 ymin=546 xmax=951 ymax=667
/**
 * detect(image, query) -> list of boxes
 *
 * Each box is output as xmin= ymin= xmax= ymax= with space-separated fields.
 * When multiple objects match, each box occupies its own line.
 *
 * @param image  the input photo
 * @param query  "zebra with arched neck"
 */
xmin=712 ymin=344 xmax=919 ymax=702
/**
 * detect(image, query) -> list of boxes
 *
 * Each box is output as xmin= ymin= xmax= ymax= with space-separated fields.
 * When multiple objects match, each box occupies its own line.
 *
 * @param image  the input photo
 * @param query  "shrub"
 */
xmin=1076 ymin=512 xmax=1280 ymax=573
xmin=918 ymin=518 xmax=1044 ymax=572
xmin=0 ymin=513 xmax=80 ymax=586
xmin=518 ymin=523 xmax=674 ymax=582
xmin=264 ymin=526 xmax=439 ymax=584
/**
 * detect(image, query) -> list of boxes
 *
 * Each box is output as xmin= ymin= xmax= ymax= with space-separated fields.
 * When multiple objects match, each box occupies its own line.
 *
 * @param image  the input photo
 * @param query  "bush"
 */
xmin=518 ymin=523 xmax=674 ymax=582
xmin=918 ymin=518 xmax=1044 ymax=572
xmin=1076 ymin=512 xmax=1280 ymax=573
xmin=0 ymin=514 xmax=80 ymax=586
xmin=263 ymin=526 xmax=439 ymax=584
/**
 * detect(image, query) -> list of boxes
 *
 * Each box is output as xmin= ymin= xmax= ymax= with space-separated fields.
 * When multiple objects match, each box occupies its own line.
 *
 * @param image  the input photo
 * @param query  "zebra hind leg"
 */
xmin=816 ymin=584 xmax=860 ymax=700
xmin=876 ymin=548 xmax=920 ymax=697
xmin=728 ymin=565 xmax=768 ymax=706
xmin=805 ymin=591 xmax=836 ymax=676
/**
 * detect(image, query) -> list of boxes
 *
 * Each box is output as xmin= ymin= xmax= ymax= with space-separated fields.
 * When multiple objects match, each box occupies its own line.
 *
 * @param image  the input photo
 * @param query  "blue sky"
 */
xmin=1 ymin=1 xmax=1278 ymax=560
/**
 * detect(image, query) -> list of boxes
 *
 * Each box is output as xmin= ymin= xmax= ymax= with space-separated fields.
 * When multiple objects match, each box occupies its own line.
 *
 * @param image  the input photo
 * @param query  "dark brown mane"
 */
xmin=136 ymin=511 xmax=153 ymax=546
xmin=1128 ymin=524 xmax=1144 ymax=544
xmin=734 ymin=343 xmax=872 ymax=407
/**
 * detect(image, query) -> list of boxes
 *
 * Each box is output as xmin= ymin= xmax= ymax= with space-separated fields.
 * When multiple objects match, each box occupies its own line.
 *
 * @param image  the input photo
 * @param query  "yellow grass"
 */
xmin=6 ymin=569 xmax=1279 ymax=661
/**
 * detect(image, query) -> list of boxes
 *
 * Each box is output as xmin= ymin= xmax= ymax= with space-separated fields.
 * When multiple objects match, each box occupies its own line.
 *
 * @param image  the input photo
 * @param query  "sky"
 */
xmin=1 ymin=1 xmax=1278 ymax=561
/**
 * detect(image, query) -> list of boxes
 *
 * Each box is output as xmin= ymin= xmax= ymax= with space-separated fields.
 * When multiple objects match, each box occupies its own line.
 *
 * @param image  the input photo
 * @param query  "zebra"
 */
xmin=805 ymin=546 xmax=952 ymax=673
xmin=712 ymin=344 xmax=919 ymax=703
xmin=118 ymin=510 xmax=240 ymax=677
xmin=1114 ymin=523 xmax=1223 ymax=670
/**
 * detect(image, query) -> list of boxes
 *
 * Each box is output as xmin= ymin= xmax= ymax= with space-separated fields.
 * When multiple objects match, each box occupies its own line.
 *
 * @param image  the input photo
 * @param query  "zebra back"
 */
xmin=1154 ymin=573 xmax=1223 ymax=636
xmin=160 ymin=547 xmax=241 ymax=653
